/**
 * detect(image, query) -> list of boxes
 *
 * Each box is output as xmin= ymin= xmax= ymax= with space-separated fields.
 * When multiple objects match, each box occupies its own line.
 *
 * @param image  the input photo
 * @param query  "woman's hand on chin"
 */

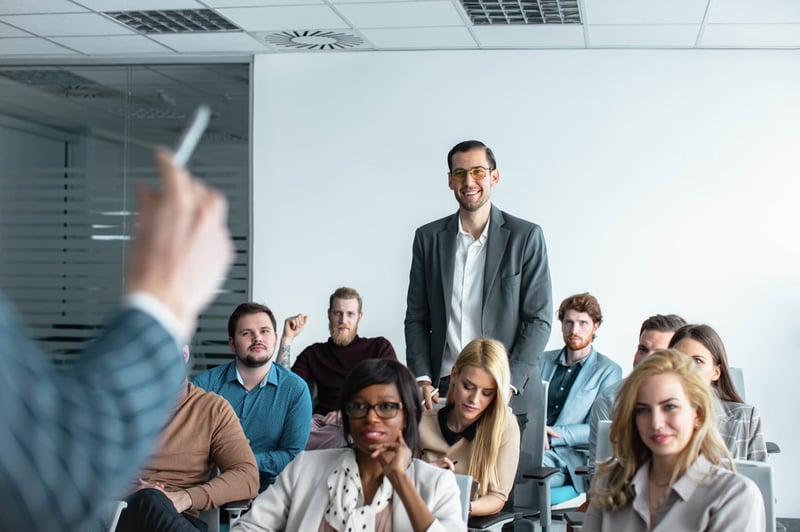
xmin=370 ymin=433 xmax=412 ymax=477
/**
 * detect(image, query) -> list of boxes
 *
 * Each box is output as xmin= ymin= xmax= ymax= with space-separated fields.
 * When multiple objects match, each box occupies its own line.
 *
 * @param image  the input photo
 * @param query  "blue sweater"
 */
xmin=192 ymin=361 xmax=312 ymax=491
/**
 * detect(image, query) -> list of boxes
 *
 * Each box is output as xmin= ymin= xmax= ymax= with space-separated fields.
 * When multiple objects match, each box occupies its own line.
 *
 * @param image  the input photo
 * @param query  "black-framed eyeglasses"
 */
xmin=344 ymin=401 xmax=403 ymax=419
xmin=450 ymin=166 xmax=493 ymax=182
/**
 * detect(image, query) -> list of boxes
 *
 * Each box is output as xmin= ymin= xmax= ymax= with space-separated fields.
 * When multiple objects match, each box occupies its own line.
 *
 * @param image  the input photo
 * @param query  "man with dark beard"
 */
xmin=289 ymin=287 xmax=397 ymax=449
xmin=538 ymin=292 xmax=621 ymax=503
xmin=192 ymin=302 xmax=312 ymax=491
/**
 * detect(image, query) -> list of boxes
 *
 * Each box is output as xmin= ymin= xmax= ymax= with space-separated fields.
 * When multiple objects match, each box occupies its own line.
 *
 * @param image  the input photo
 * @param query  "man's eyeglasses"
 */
xmin=450 ymin=166 xmax=493 ymax=182
xmin=344 ymin=401 xmax=403 ymax=419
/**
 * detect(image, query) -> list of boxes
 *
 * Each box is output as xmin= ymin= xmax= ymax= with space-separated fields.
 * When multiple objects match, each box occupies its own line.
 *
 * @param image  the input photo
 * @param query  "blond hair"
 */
xmin=590 ymin=349 xmax=732 ymax=511
xmin=446 ymin=338 xmax=512 ymax=497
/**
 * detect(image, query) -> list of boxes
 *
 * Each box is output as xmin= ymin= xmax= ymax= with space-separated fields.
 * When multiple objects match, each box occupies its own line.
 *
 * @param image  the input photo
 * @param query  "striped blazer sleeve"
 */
xmin=0 ymin=299 xmax=185 ymax=531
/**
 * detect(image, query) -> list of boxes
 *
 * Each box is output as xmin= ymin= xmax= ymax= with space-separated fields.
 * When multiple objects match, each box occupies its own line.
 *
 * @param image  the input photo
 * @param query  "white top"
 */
xmin=442 ymin=217 xmax=489 ymax=377
xmin=584 ymin=454 xmax=765 ymax=532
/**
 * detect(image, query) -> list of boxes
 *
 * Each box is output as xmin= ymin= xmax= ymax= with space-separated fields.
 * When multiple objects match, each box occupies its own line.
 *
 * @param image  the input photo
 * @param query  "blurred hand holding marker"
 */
xmin=172 ymin=104 xmax=211 ymax=167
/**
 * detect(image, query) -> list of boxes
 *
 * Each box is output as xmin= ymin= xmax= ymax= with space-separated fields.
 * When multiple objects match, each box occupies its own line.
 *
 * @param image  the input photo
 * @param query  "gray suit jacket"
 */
xmin=404 ymin=205 xmax=552 ymax=392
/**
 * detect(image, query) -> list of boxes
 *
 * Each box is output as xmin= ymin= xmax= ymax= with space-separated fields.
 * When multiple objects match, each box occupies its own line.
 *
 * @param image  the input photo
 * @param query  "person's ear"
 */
xmin=228 ymin=337 xmax=235 ymax=353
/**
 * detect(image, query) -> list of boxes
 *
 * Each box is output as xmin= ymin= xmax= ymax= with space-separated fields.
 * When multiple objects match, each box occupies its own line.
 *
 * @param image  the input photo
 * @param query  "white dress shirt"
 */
xmin=441 ymin=217 xmax=489 ymax=378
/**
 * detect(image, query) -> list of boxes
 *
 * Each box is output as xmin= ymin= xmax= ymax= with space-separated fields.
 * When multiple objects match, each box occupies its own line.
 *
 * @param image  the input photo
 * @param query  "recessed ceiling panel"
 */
xmin=106 ymin=9 xmax=239 ymax=33
xmin=461 ymin=0 xmax=581 ymax=25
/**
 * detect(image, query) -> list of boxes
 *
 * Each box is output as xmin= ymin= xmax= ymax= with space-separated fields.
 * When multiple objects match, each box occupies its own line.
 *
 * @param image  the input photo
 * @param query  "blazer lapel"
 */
xmin=483 ymin=206 xmax=508 ymax=305
xmin=438 ymin=213 xmax=458 ymax=321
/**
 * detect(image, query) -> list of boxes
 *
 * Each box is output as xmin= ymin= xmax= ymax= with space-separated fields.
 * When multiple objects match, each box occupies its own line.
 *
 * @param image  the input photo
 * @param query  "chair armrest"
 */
xmin=222 ymin=499 xmax=251 ymax=511
xmin=523 ymin=466 xmax=561 ymax=481
xmin=467 ymin=511 xmax=520 ymax=531
xmin=766 ymin=441 xmax=781 ymax=454
xmin=565 ymin=510 xmax=585 ymax=526
xmin=574 ymin=465 xmax=590 ymax=477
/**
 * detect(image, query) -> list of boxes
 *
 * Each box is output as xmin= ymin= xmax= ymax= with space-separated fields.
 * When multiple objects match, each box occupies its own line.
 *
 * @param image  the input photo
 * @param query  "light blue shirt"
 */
xmin=192 ymin=361 xmax=312 ymax=491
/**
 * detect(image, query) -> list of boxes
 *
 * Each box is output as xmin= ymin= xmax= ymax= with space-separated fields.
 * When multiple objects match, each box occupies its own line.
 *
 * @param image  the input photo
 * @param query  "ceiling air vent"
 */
xmin=105 ymin=10 xmax=239 ymax=33
xmin=262 ymin=30 xmax=365 ymax=51
xmin=461 ymin=0 xmax=582 ymax=25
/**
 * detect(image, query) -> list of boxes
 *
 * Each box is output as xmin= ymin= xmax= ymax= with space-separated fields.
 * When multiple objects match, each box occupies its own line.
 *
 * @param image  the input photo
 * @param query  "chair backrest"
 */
xmin=729 ymin=367 xmax=746 ymax=401
xmin=734 ymin=460 xmax=774 ymax=532
xmin=105 ymin=501 xmax=127 ymax=532
xmin=455 ymin=473 xmax=473 ymax=523
xmin=512 ymin=379 xmax=549 ymax=509
xmin=595 ymin=420 xmax=613 ymax=463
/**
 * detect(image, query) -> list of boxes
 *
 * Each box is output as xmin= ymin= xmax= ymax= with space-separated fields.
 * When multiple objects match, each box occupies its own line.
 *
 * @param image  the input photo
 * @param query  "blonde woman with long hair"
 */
xmin=417 ymin=338 xmax=520 ymax=516
xmin=584 ymin=349 xmax=764 ymax=531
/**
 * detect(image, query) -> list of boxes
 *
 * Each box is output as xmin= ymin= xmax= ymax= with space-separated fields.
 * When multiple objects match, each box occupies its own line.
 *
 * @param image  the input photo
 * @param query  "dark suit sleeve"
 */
xmin=508 ymin=224 xmax=552 ymax=392
xmin=0 ymin=301 xmax=184 ymax=531
xmin=404 ymin=227 xmax=434 ymax=379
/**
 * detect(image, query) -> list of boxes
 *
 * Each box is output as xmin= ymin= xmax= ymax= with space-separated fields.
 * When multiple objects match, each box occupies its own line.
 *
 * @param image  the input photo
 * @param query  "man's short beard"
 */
xmin=330 ymin=328 xmax=357 ymax=347
xmin=237 ymin=352 xmax=270 ymax=368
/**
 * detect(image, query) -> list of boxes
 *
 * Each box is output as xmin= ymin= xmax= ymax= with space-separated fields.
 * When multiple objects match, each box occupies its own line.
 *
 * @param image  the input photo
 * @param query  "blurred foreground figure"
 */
xmin=0 ymin=149 xmax=234 ymax=531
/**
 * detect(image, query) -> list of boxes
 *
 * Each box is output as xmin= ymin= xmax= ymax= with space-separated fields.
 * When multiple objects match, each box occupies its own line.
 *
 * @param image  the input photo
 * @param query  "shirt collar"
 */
xmin=457 ymin=216 xmax=489 ymax=243
xmin=558 ymin=346 xmax=595 ymax=367
xmin=227 ymin=361 xmax=273 ymax=388
xmin=438 ymin=404 xmax=480 ymax=444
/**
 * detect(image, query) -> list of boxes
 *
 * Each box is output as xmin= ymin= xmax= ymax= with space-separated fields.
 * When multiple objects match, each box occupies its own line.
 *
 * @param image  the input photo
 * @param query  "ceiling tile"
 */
xmin=584 ymin=0 xmax=708 ymax=25
xmin=707 ymin=0 xmax=800 ymax=23
xmin=50 ymin=35 xmax=174 ymax=54
xmin=0 ymin=37 xmax=79 ymax=54
xmin=0 ymin=21 xmax=29 ymax=36
xmin=0 ymin=13 xmax=135 ymax=36
xmin=336 ymin=1 xmax=463 ymax=28
xmin=150 ymin=31 xmax=270 ymax=52
xmin=217 ymin=5 xmax=344 ymax=31
xmin=700 ymin=23 xmax=800 ymax=47
xmin=0 ymin=0 xmax=88 ymax=15
xmin=588 ymin=24 xmax=701 ymax=47
xmin=473 ymin=24 xmax=585 ymax=47
xmin=361 ymin=26 xmax=476 ymax=48
xmin=76 ymin=0 xmax=206 ymax=10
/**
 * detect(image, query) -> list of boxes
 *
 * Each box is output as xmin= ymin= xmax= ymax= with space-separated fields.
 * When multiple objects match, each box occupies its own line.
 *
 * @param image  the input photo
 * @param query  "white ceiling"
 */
xmin=0 ymin=0 xmax=798 ymax=58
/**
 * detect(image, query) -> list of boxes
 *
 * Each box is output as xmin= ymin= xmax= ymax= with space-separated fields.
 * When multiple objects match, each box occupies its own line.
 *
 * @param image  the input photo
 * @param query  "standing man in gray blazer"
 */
xmin=404 ymin=139 xmax=552 ymax=412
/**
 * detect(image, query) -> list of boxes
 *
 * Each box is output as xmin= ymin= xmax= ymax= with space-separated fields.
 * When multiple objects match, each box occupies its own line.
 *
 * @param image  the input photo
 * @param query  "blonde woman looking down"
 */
xmin=417 ymin=338 xmax=520 ymax=516
xmin=584 ymin=349 xmax=764 ymax=531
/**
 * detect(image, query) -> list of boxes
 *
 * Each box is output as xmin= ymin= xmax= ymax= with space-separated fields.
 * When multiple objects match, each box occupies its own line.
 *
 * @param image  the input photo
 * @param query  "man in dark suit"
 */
xmin=0 ymin=149 xmax=233 ymax=531
xmin=404 ymin=139 xmax=552 ymax=410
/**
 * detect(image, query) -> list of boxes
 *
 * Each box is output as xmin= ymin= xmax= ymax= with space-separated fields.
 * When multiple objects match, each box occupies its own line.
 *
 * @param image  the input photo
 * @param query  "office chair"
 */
xmin=511 ymin=380 xmax=561 ymax=532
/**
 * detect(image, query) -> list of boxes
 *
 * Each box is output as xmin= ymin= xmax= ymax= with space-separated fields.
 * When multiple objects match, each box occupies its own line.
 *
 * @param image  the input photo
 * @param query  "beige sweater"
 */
xmin=138 ymin=382 xmax=259 ymax=516
xmin=418 ymin=407 xmax=520 ymax=501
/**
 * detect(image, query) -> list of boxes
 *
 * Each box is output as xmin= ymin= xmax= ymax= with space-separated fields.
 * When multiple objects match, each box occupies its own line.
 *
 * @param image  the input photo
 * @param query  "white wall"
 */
xmin=253 ymin=49 xmax=800 ymax=516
